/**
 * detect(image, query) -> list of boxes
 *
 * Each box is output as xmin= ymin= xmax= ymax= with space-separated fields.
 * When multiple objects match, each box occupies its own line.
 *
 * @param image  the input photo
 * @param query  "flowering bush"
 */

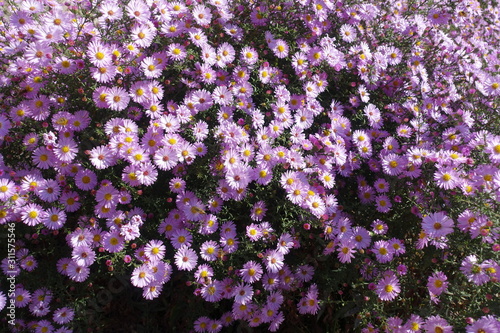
xmin=1 ymin=0 xmax=500 ymax=332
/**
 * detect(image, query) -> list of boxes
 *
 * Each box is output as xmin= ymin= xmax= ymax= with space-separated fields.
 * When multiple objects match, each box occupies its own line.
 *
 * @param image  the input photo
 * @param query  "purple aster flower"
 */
xmin=192 ymin=4 xmax=212 ymax=26
xmin=174 ymin=245 xmax=198 ymax=271
xmin=34 ymin=320 xmax=53 ymax=333
xmin=87 ymin=39 xmax=112 ymax=67
xmin=72 ymin=245 xmax=95 ymax=267
xmin=375 ymin=274 xmax=400 ymax=301
xmin=262 ymin=272 xmax=280 ymax=291
xmin=102 ymin=230 xmax=125 ymax=253
xmin=37 ymin=179 xmax=61 ymax=203
xmin=295 ymin=264 xmax=314 ymax=282
xmin=263 ymin=249 xmax=284 ymax=273
xmin=460 ymin=255 xmax=490 ymax=285
xmin=250 ymin=201 xmax=267 ymax=221
xmin=375 ymin=194 xmax=392 ymax=213
xmin=372 ymin=240 xmax=394 ymax=263
xmin=389 ymin=238 xmax=406 ymax=256
xmin=246 ymin=224 xmax=263 ymax=242
xmin=89 ymin=145 xmax=115 ymax=169
xmin=423 ymin=316 xmax=452 ymax=333
xmin=276 ymin=233 xmax=295 ymax=255
xmin=144 ymin=240 xmax=166 ymax=261
xmin=266 ymin=290 xmax=284 ymax=311
xmin=269 ymin=311 xmax=284 ymax=332
xmin=66 ymin=261 xmax=90 ymax=282
xmin=14 ymin=287 xmax=31 ymax=307
xmin=371 ymin=219 xmax=388 ymax=235
xmin=434 ymin=167 xmax=460 ymax=190
xmin=74 ymin=169 xmax=97 ymax=191
xmin=194 ymin=316 xmax=210 ymax=333
xmin=194 ymin=264 xmax=214 ymax=284
xmin=0 ymin=178 xmax=16 ymax=201
xmin=381 ymin=153 xmax=406 ymax=176
xmin=466 ymin=315 xmax=500 ymax=333
xmin=143 ymin=284 xmax=162 ymax=300
xmin=0 ymin=291 xmax=6 ymax=311
xmin=404 ymin=314 xmax=424 ymax=332
xmin=337 ymin=239 xmax=356 ymax=263
xmin=427 ymin=271 xmax=449 ymax=297
xmin=220 ymin=231 xmax=239 ymax=254
xmin=232 ymin=282 xmax=253 ymax=305
xmin=131 ymin=264 xmax=154 ymax=288
xmin=105 ymin=86 xmax=130 ymax=111
xmin=352 ymin=227 xmax=371 ymax=249
xmin=297 ymin=284 xmax=320 ymax=314
xmin=170 ymin=229 xmax=193 ymax=249
xmin=422 ymin=212 xmax=454 ymax=238
xmin=201 ymin=280 xmax=224 ymax=303
xmin=21 ymin=203 xmax=45 ymax=226
xmin=239 ymin=261 xmax=263 ymax=284
xmin=199 ymin=214 xmax=218 ymax=235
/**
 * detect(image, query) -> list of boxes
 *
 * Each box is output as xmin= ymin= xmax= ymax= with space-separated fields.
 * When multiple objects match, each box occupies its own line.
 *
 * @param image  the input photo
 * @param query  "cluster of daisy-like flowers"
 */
xmin=0 ymin=0 xmax=500 ymax=331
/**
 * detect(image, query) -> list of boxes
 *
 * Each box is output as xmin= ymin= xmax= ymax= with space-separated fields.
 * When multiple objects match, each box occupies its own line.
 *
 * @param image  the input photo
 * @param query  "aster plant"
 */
xmin=0 ymin=0 xmax=500 ymax=332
